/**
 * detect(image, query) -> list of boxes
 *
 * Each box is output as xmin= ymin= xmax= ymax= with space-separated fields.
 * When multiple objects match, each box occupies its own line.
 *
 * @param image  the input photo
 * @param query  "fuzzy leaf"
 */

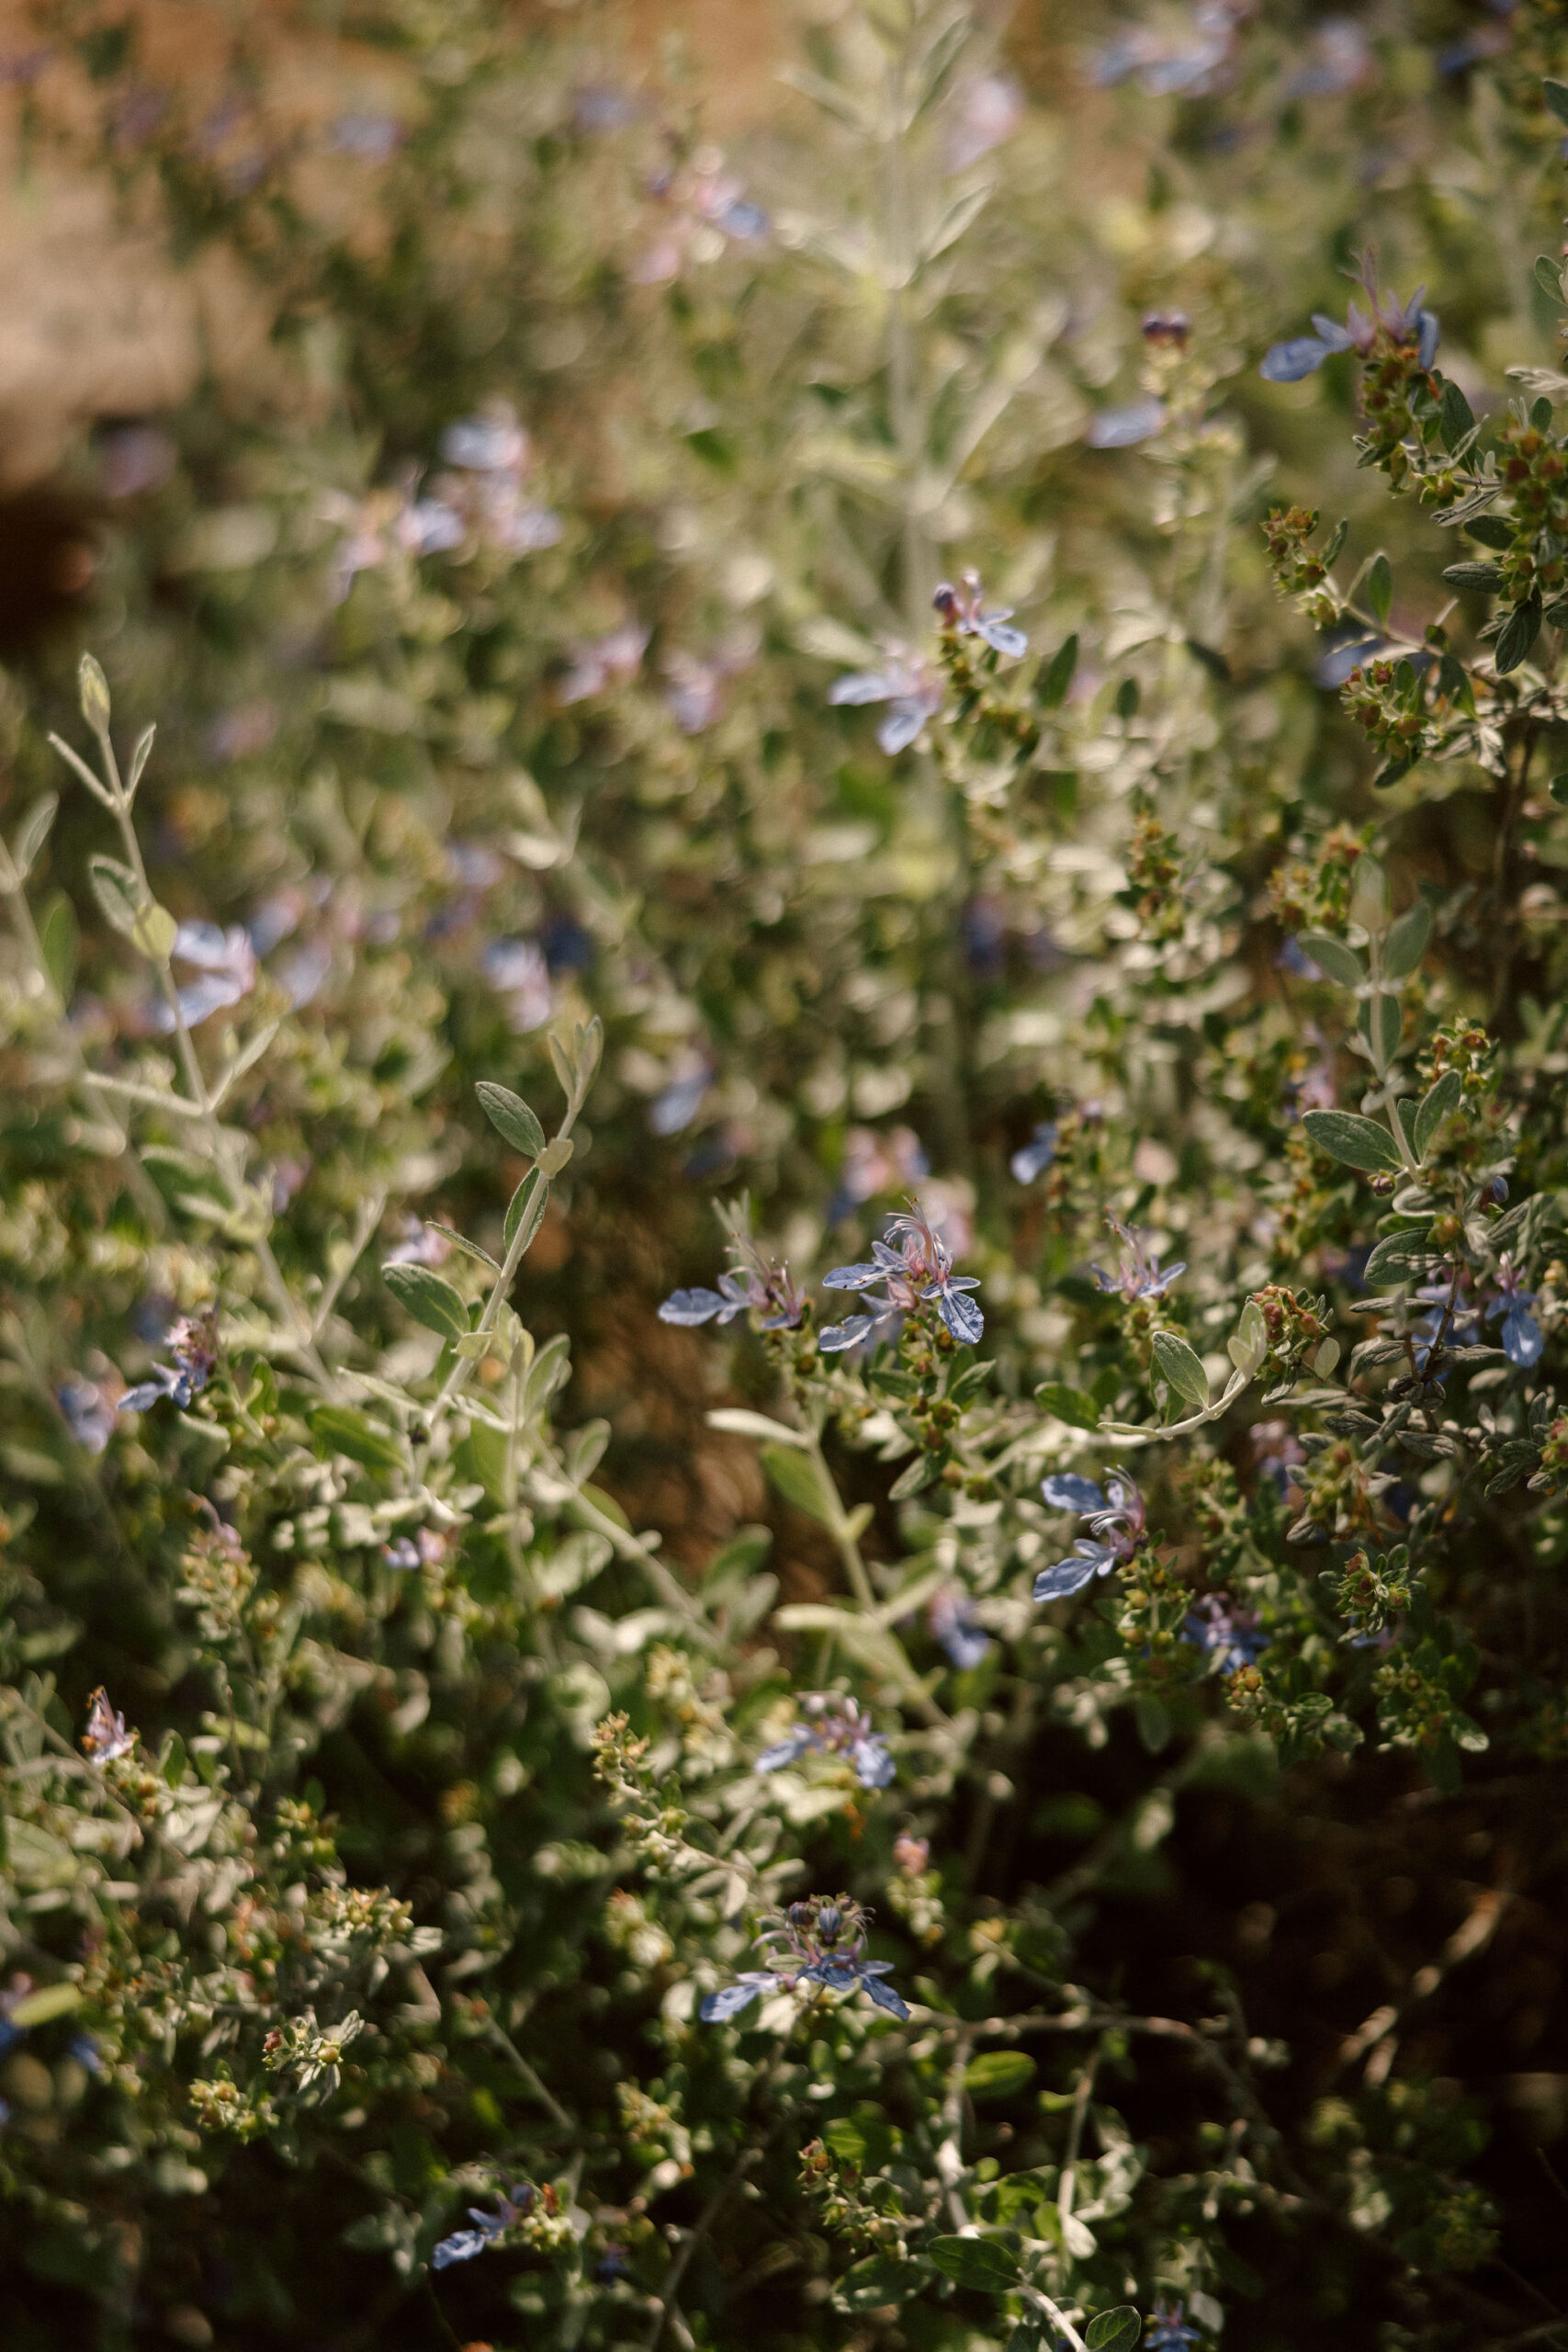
xmin=309 ymin=1407 xmax=403 ymax=1475
xmin=928 ymin=2236 xmax=1020 ymax=2292
xmin=1086 ymin=2311 xmax=1141 ymax=2352
xmin=1150 ymin=1329 xmax=1208 ymax=1415
xmin=1415 ymin=1069 xmax=1463 ymax=1159
xmin=1303 ymin=1109 xmax=1403 ymax=1173
xmin=964 ymin=2051 xmax=1036 ymax=2100
xmin=1296 ymin=931 xmax=1363 ymax=989
xmin=1365 ymin=553 xmax=1393 ymax=628
xmin=1382 ymin=900 xmax=1431 ymax=981
xmin=475 ymin=1080 xmax=547 ymax=1159
xmin=761 ymin=1443 xmax=839 ymax=1526
xmin=382 ymin=1262 xmax=469 ymax=1341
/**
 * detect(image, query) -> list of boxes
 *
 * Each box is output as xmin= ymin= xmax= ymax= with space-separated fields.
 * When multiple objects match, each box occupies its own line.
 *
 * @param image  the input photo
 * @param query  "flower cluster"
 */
xmin=701 ymin=1897 xmax=909 ymax=2024
xmin=819 ymin=1204 xmax=984 ymax=1349
xmin=756 ymin=1693 xmax=895 ymax=1788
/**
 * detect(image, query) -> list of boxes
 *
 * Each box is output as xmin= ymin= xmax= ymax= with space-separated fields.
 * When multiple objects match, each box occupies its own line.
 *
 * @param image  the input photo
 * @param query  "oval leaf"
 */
xmin=1086 ymin=2310 xmax=1142 ymax=2352
xmin=1296 ymin=932 xmax=1363 ymax=989
xmin=1302 ymin=1109 xmax=1403 ymax=1173
xmin=761 ymin=1443 xmax=839 ymax=1526
xmin=383 ymin=1262 xmax=469 ymax=1341
xmin=1150 ymin=1329 xmax=1208 ymax=1415
xmin=476 ymin=1080 xmax=547 ymax=1159
xmin=1415 ymin=1069 xmax=1463 ymax=1159
xmin=928 ymin=2235 xmax=1021 ymax=2292
xmin=1382 ymin=900 xmax=1432 ymax=982
xmin=8 ymin=1980 xmax=82 ymax=2029
xmin=308 ymin=1406 xmax=403 ymax=1475
xmin=503 ymin=1167 xmax=550 ymax=1260
xmin=964 ymin=2051 xmax=1037 ymax=2100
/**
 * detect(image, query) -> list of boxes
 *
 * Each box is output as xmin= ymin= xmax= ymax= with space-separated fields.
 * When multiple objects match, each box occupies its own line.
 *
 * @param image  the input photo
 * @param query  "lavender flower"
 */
xmin=828 ymin=651 xmax=944 ymax=756
xmin=58 ymin=1376 xmax=119 ymax=1453
xmin=929 ymin=1588 xmax=993 ymax=1670
xmin=1260 ymin=280 xmax=1438 ymax=383
xmin=932 ymin=571 xmax=1029 ymax=659
xmin=557 ymin=623 xmax=649 ymax=704
xmin=383 ymin=1218 xmax=452 ymax=1270
xmin=649 ymin=1054 xmax=713 ymax=1136
xmin=1091 ymin=1216 xmax=1186 ymax=1303
xmin=152 ymin=921 xmax=257 ymax=1032
xmin=432 ymin=2183 xmax=535 ymax=2270
xmin=1087 ymin=396 xmax=1167 ymax=448
xmin=819 ymin=1203 xmax=983 ymax=1350
xmin=483 ymin=938 xmax=555 ymax=1035
xmin=1486 ymin=1256 xmax=1544 ymax=1368
xmin=1035 ymin=1473 xmax=1146 ymax=1600
xmin=1183 ymin=1593 xmax=1267 ymax=1671
xmin=120 ymin=1312 xmax=218 ymax=1413
xmin=1145 ymin=2301 xmax=1201 ymax=2352
xmin=757 ymin=1694 xmax=894 ymax=1788
xmin=82 ymin=1688 xmax=135 ymax=1764
xmin=1010 ymin=1122 xmax=1058 ymax=1184
xmin=700 ymin=1895 xmax=908 ymax=2023
xmin=660 ymin=1234 xmax=805 ymax=1332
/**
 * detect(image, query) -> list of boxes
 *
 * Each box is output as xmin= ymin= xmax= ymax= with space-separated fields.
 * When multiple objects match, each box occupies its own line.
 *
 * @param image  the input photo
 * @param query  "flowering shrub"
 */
xmin=2 ymin=2 xmax=1568 ymax=2348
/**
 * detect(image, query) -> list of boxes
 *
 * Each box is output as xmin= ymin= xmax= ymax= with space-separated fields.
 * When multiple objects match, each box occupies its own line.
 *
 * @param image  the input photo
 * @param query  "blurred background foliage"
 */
xmin=2 ymin=1 xmax=1568 ymax=2348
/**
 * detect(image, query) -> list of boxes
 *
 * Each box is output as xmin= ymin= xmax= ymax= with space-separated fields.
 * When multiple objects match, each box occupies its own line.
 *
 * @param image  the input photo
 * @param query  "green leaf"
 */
xmin=1414 ymin=1069 xmax=1463 ymax=1159
xmin=424 ymin=1224 xmax=501 ymax=1273
xmin=475 ymin=1080 xmax=547 ymax=1159
xmin=1366 ymin=552 xmax=1393 ymax=628
xmin=87 ymin=854 xmax=146 ymax=941
xmin=928 ymin=2235 xmax=1021 ymax=2292
xmin=503 ymin=1168 xmax=549 ymax=1259
xmin=1382 ymin=900 xmax=1431 ymax=981
xmin=38 ymin=891 xmax=78 ymax=1003
xmin=1227 ymin=1295 xmax=1268 ymax=1379
xmin=761 ymin=1443 xmax=839 ymax=1526
xmin=1438 ymin=379 xmax=1476 ymax=451
xmin=1295 ymin=931 xmax=1363 ymax=989
xmin=1086 ymin=2310 xmax=1142 ymax=2352
xmin=308 ymin=1407 xmax=403 ymax=1475
xmin=1363 ymin=1228 xmax=1436 ymax=1285
xmin=1545 ymin=77 xmax=1568 ymax=127
xmin=1537 ymin=253 xmax=1567 ymax=303
xmin=1464 ymin=515 xmax=1514 ymax=550
xmin=1033 ymin=1380 xmax=1100 ymax=1430
xmin=382 ymin=1261 xmax=469 ymax=1341
xmin=1357 ymin=989 xmax=1403 ymax=1067
xmin=832 ymin=2255 xmax=935 ymax=2315
xmin=1440 ymin=560 xmax=1502 ymax=591
xmin=1037 ymin=633 xmax=1078 ymax=710
xmin=1495 ymin=594 xmax=1542 ymax=675
xmin=888 ymin=1453 xmax=936 ymax=1499
xmin=1551 ymin=773 xmax=1568 ymax=807
xmin=13 ymin=792 xmax=58 ymax=879
xmin=8 ymin=1980 xmax=82 ymax=2028
xmin=1150 ymin=1329 xmax=1208 ymax=1416
xmin=964 ymin=2051 xmax=1037 ymax=2100
xmin=1302 ymin=1109 xmax=1403 ymax=1173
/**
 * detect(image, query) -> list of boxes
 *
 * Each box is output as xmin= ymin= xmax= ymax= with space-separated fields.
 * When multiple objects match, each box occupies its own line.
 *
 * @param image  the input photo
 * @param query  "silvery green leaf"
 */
xmin=1382 ymin=900 xmax=1431 ymax=981
xmin=1415 ymin=1069 xmax=1463 ymax=1159
xmin=1150 ymin=1329 xmax=1208 ymax=1415
xmin=1366 ymin=553 xmax=1393 ymax=628
xmin=1302 ymin=1109 xmax=1403 ymax=1173
xmin=475 ymin=1081 xmax=546 ymax=1159
xmin=12 ymin=793 xmax=58 ymax=880
xmin=1297 ymin=931 xmax=1363 ymax=989
xmin=383 ymin=1262 xmax=469 ymax=1341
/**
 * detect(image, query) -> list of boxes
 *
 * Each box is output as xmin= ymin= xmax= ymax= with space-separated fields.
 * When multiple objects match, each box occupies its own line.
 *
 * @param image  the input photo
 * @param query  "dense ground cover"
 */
xmin=2 ymin=2 xmax=1568 ymax=2347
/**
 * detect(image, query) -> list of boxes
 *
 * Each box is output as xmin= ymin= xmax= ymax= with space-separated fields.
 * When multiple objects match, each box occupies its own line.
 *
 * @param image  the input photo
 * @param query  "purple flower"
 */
xmin=383 ymin=1218 xmax=452 ymax=1271
xmin=1035 ymin=1473 xmax=1145 ymax=1601
xmin=828 ymin=652 xmax=944 ymax=756
xmin=1010 ymin=1122 xmax=1058 ymax=1184
xmin=440 ymin=413 xmax=530 ymax=474
xmin=1145 ymin=2301 xmax=1201 ymax=2352
xmin=1087 ymin=396 xmax=1167 ymax=448
xmin=152 ymin=922 xmax=257 ymax=1032
xmin=82 ymin=1688 xmax=135 ymax=1764
xmin=1091 ymin=1216 xmax=1186 ymax=1303
xmin=700 ymin=1894 xmax=909 ymax=2024
xmin=1260 ymin=280 xmax=1438 ymax=383
xmin=819 ymin=1202 xmax=983 ymax=1350
xmin=1183 ymin=1592 xmax=1267 ymax=1670
xmin=932 ymin=571 xmax=1029 ymax=659
xmin=58 ymin=1376 xmax=119 ymax=1454
xmin=120 ymin=1311 xmax=217 ymax=1414
xmin=432 ymin=2183 xmax=535 ymax=2270
xmin=1486 ymin=1256 xmax=1544 ymax=1368
xmin=929 ymin=1588 xmax=993 ymax=1670
xmin=483 ymin=938 xmax=555 ymax=1035
xmin=756 ymin=1694 xmax=894 ymax=1788
xmin=557 ymin=624 xmax=649 ymax=703
xmin=660 ymin=1236 xmax=805 ymax=1333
